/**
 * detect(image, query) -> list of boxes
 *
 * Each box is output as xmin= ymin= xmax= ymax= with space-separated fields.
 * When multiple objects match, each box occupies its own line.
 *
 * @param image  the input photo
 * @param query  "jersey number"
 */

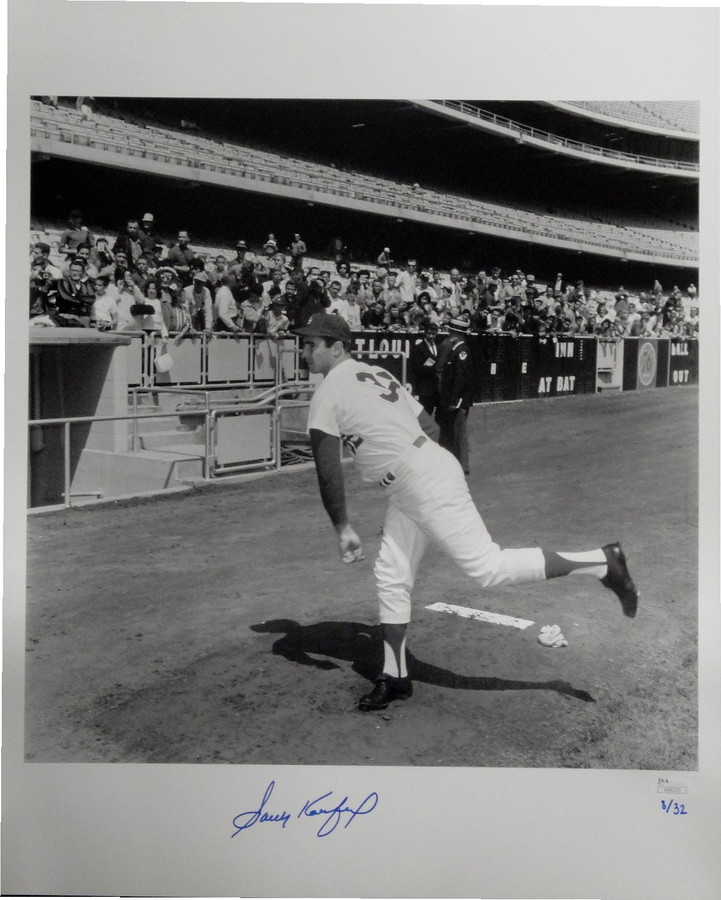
xmin=356 ymin=370 xmax=401 ymax=403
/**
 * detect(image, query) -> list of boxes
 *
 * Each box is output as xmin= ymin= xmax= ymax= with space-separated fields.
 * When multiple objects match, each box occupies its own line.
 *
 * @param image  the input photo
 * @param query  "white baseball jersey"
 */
xmin=308 ymin=357 xmax=424 ymax=483
xmin=308 ymin=357 xmax=547 ymax=627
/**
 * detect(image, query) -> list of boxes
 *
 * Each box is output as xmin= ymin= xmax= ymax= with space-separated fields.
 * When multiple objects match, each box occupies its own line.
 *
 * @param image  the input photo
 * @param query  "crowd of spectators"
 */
xmin=29 ymin=212 xmax=701 ymax=343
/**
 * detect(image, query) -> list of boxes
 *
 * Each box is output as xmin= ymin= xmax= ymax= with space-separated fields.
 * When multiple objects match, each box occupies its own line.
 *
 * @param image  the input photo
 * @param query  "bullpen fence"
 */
xmin=120 ymin=330 xmax=698 ymax=400
xmin=28 ymin=330 xmax=698 ymax=510
xmin=125 ymin=331 xmax=300 ymax=389
xmin=348 ymin=331 xmax=698 ymax=401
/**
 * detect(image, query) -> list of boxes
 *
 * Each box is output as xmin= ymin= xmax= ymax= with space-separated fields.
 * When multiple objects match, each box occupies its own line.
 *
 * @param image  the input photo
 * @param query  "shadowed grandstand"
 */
xmin=31 ymin=97 xmax=698 ymax=290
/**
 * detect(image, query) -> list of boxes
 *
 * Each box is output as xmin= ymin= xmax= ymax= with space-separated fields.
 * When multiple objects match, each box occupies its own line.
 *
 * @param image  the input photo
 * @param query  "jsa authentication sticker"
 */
xmin=655 ymin=777 xmax=692 ymax=816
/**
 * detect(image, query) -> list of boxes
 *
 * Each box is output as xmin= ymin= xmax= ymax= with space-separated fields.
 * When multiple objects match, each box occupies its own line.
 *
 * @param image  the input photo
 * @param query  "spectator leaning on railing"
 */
xmin=361 ymin=300 xmax=387 ymax=330
xmin=342 ymin=291 xmax=364 ymax=329
xmin=139 ymin=279 xmax=169 ymax=340
xmin=157 ymin=265 xmax=190 ymax=336
xmin=266 ymin=299 xmax=291 ymax=336
xmin=240 ymin=282 xmax=269 ymax=334
xmin=214 ymin=273 xmax=243 ymax=333
xmin=183 ymin=272 xmax=215 ymax=333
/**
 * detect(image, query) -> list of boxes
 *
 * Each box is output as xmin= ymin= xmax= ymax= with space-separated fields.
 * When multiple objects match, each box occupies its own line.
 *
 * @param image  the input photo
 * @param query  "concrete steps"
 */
xmin=138 ymin=428 xmax=205 ymax=450
xmin=71 ymin=447 xmax=205 ymax=500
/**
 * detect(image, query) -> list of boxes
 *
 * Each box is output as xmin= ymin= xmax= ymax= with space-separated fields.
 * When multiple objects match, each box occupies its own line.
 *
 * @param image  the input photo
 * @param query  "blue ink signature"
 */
xmin=298 ymin=789 xmax=379 ymax=838
xmin=231 ymin=780 xmax=378 ymax=838
xmin=231 ymin=781 xmax=291 ymax=834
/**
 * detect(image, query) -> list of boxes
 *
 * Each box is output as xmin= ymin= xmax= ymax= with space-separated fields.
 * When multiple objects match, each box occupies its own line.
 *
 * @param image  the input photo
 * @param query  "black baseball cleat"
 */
xmin=358 ymin=675 xmax=413 ymax=711
xmin=601 ymin=542 xmax=638 ymax=618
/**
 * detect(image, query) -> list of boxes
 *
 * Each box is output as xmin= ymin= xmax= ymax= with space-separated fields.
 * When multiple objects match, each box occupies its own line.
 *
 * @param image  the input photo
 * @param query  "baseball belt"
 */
xmin=380 ymin=435 xmax=428 ymax=487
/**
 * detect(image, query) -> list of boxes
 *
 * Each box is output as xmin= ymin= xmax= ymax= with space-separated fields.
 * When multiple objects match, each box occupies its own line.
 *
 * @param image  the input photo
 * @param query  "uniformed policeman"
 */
xmin=435 ymin=317 xmax=474 ymax=474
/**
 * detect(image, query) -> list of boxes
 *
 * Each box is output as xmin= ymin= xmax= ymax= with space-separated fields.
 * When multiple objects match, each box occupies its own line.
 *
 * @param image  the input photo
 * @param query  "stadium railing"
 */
xmin=417 ymin=100 xmax=699 ymax=173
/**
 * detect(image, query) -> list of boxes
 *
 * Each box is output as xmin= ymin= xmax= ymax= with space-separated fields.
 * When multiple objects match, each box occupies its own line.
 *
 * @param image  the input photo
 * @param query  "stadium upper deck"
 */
xmin=30 ymin=98 xmax=699 ymax=273
xmin=414 ymin=100 xmax=698 ymax=175
xmin=551 ymin=101 xmax=700 ymax=138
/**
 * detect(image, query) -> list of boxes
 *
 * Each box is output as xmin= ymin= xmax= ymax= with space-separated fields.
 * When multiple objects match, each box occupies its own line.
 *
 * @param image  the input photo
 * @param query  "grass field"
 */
xmin=25 ymin=385 xmax=699 ymax=768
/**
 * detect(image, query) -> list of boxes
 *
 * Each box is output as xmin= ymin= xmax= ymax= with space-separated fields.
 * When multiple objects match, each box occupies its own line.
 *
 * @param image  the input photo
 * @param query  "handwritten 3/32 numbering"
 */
xmin=661 ymin=800 xmax=688 ymax=815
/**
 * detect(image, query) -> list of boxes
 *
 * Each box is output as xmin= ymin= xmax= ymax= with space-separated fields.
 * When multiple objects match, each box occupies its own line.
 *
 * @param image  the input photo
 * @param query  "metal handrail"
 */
xmin=428 ymin=100 xmax=699 ymax=172
xmin=29 ymin=409 xmax=210 ymax=509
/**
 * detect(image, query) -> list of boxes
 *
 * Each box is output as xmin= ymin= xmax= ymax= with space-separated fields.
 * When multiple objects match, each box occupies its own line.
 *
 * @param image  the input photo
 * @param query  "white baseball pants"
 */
xmin=374 ymin=439 xmax=546 ymax=624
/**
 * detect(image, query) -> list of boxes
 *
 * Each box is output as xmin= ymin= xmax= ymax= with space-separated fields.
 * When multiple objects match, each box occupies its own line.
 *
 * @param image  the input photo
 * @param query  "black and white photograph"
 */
xmin=4 ymin=3 xmax=721 ymax=899
xmin=24 ymin=94 xmax=700 ymax=768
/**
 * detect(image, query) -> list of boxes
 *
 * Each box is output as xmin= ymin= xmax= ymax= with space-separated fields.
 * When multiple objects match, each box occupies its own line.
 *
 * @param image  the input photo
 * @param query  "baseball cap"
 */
xmin=193 ymin=272 xmax=209 ymax=283
xmin=295 ymin=312 xmax=351 ymax=343
xmin=142 ymin=213 xmax=154 ymax=222
xmin=236 ymin=240 xmax=247 ymax=249
xmin=448 ymin=317 xmax=470 ymax=333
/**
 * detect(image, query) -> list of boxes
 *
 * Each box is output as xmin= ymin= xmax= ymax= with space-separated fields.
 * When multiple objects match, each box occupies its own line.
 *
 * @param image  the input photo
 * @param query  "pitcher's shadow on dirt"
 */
xmin=250 ymin=619 xmax=596 ymax=703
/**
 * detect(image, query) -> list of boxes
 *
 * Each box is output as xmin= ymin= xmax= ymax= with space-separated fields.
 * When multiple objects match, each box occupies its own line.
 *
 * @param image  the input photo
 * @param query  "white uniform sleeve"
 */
xmin=308 ymin=381 xmax=341 ymax=437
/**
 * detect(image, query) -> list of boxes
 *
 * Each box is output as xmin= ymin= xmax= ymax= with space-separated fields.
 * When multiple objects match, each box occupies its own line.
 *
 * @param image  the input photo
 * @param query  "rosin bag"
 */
xmin=154 ymin=352 xmax=174 ymax=373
